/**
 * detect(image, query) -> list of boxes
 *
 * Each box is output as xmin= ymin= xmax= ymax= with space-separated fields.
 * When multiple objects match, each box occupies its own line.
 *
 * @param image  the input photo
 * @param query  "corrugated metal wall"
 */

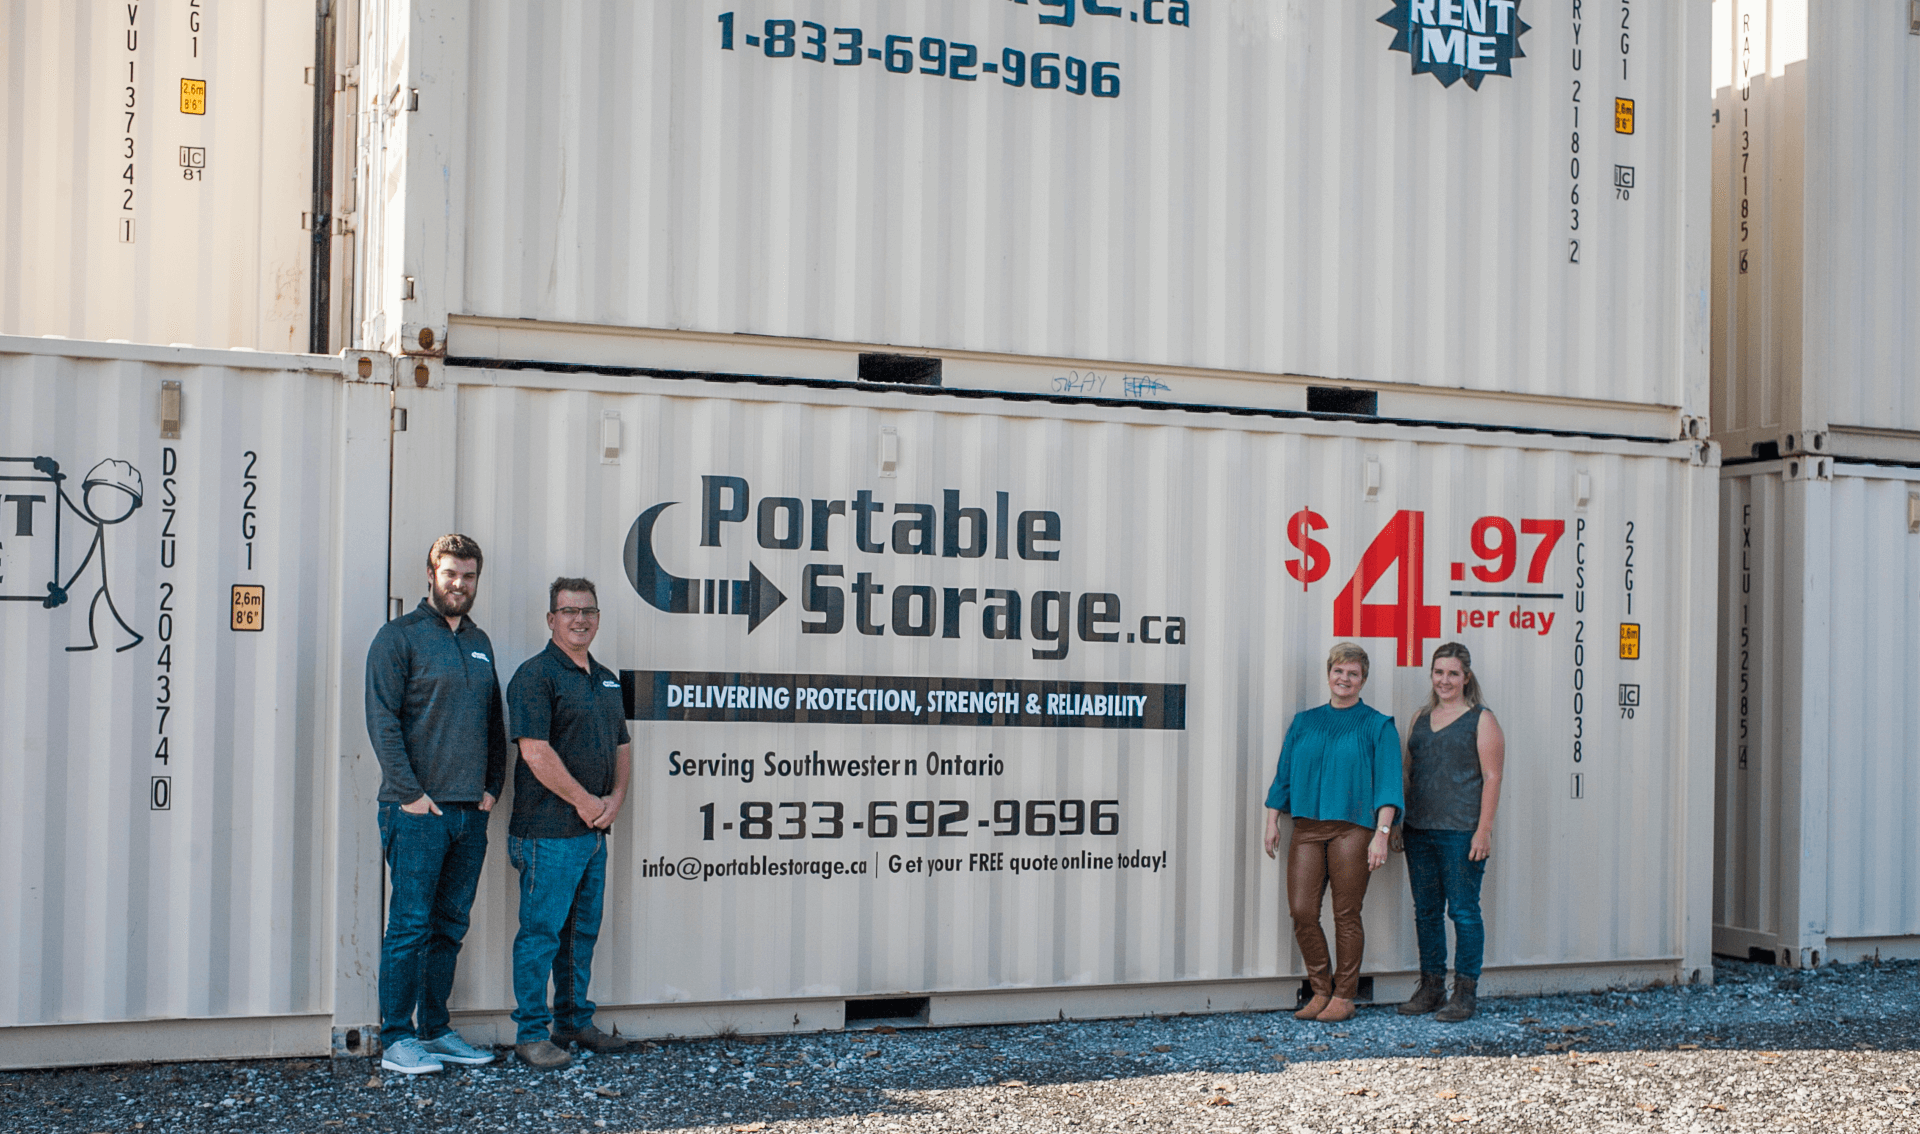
xmin=0 ymin=339 xmax=345 ymax=1028
xmin=1710 ymin=0 xmax=1920 ymax=455
xmin=0 ymin=1 xmax=315 ymax=352
xmin=1715 ymin=461 xmax=1920 ymax=964
xmin=383 ymin=368 xmax=1719 ymax=1012
xmin=1821 ymin=470 xmax=1920 ymax=942
xmin=363 ymin=0 xmax=1710 ymax=414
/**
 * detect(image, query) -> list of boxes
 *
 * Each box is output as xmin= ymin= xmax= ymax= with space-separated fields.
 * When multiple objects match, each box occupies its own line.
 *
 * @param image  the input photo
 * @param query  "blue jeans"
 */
xmin=508 ymin=832 xmax=607 ymax=1045
xmin=377 ymin=803 xmax=489 ymax=1047
xmin=1403 ymin=827 xmax=1486 ymax=981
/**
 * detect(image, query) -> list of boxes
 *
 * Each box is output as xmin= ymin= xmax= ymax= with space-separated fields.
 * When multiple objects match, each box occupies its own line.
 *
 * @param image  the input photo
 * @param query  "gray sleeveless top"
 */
xmin=1405 ymin=704 xmax=1485 ymax=831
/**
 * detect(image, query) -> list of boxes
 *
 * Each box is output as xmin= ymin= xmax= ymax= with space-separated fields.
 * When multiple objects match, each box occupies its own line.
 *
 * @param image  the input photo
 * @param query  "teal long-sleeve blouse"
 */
xmin=1265 ymin=700 xmax=1404 ymax=829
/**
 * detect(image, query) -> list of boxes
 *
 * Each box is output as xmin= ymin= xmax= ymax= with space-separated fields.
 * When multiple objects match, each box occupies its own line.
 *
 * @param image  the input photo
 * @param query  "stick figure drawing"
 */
xmin=0 ymin=455 xmax=145 ymax=652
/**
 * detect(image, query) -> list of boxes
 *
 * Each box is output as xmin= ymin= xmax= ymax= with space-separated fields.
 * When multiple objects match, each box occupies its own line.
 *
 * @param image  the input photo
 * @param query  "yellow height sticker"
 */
xmin=231 ymin=585 xmax=265 ymax=632
xmin=1619 ymin=623 xmax=1640 ymax=660
xmin=1614 ymin=98 xmax=1634 ymax=134
xmin=180 ymin=79 xmax=206 ymax=115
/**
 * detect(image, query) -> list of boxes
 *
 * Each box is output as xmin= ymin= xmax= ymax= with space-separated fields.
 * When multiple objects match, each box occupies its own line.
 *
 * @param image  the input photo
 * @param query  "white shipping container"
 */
xmin=359 ymin=0 xmax=1711 ymax=427
xmin=1715 ymin=459 xmax=1920 ymax=968
xmin=0 ymin=1 xmax=321 ymax=353
xmin=376 ymin=363 xmax=1720 ymax=1041
xmin=0 ymin=337 xmax=391 ymax=1070
xmin=1709 ymin=0 xmax=1920 ymax=463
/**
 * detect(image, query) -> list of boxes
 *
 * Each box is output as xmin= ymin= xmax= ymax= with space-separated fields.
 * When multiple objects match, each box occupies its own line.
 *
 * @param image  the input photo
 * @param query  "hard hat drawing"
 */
xmin=81 ymin=459 xmax=142 ymax=523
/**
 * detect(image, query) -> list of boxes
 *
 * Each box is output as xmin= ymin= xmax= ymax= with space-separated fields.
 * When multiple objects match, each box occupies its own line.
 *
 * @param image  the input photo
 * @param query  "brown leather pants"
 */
xmin=1287 ymin=817 xmax=1373 ymax=999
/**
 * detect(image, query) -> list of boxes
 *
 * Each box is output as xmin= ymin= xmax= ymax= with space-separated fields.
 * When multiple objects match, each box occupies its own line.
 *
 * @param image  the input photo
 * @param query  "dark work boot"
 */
xmin=1435 ymin=976 xmax=1478 ymax=1022
xmin=551 ymin=1022 xmax=630 ymax=1053
xmin=1398 ymin=973 xmax=1447 ymax=1016
xmin=514 ymin=1040 xmax=572 ymax=1070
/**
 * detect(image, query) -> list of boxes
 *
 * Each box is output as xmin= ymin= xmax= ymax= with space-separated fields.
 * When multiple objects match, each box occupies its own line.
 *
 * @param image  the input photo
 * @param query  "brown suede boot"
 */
xmin=1294 ymin=992 xmax=1332 ymax=1020
xmin=1314 ymin=997 xmax=1356 ymax=1023
xmin=1434 ymin=976 xmax=1478 ymax=1022
xmin=1398 ymin=973 xmax=1447 ymax=1016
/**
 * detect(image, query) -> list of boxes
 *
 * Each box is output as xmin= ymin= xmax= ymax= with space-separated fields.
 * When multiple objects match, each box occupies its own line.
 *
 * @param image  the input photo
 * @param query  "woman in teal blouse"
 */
xmin=1262 ymin=642 xmax=1405 ymax=1023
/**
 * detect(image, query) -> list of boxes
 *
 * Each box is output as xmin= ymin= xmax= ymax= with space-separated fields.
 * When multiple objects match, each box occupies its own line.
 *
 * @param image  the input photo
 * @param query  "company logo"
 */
xmin=622 ymin=475 xmax=1185 ymax=659
xmin=470 ymin=651 xmax=490 ymax=662
xmin=1379 ymin=0 xmax=1529 ymax=89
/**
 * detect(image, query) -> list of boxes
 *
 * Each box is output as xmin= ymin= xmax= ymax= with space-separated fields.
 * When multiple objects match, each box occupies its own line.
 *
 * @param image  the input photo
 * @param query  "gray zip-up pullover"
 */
xmin=365 ymin=598 xmax=509 ymax=805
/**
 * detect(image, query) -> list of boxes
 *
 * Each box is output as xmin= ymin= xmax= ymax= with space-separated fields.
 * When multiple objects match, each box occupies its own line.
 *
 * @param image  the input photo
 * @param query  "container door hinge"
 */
xmin=601 ymin=411 xmax=622 ymax=464
xmin=159 ymin=380 xmax=182 ymax=438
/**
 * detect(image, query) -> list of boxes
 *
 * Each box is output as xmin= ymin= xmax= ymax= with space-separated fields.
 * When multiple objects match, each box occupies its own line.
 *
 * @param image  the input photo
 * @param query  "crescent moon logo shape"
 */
xmin=624 ymin=502 xmax=696 ymax=613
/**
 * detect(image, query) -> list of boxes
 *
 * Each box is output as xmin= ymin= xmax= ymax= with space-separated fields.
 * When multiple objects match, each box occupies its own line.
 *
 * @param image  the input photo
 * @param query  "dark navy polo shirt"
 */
xmin=364 ymin=598 xmax=509 ymax=805
xmin=507 ymin=639 xmax=631 ymax=839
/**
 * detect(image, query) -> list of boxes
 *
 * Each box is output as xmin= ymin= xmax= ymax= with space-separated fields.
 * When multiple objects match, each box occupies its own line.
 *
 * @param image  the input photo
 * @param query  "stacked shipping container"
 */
xmin=362 ymin=0 xmax=1722 ymax=1046
xmin=0 ymin=336 xmax=392 ymax=1068
xmin=0 ymin=2 xmax=331 ymax=353
xmin=395 ymin=371 xmax=1719 ymax=1046
xmin=2 ymin=0 xmax=1728 ymax=1067
xmin=1710 ymin=0 xmax=1920 ymax=965
xmin=360 ymin=0 xmax=1711 ymax=435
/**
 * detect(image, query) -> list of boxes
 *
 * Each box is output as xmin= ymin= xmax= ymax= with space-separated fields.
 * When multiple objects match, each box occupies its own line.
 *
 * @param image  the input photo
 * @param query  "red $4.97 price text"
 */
xmin=1284 ymin=509 xmax=1567 ymax=666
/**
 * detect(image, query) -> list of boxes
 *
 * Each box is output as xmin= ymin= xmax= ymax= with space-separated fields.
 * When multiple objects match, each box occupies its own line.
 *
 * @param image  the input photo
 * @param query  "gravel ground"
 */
xmin=5 ymin=958 xmax=1915 ymax=1133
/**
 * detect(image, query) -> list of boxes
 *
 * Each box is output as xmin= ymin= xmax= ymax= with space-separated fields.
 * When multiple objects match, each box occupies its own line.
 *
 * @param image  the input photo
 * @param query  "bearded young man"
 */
xmin=364 ymin=534 xmax=509 ymax=1075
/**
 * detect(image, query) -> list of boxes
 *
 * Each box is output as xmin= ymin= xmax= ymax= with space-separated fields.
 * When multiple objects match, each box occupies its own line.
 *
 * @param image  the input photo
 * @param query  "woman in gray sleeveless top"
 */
xmin=1395 ymin=642 xmax=1505 ymax=1022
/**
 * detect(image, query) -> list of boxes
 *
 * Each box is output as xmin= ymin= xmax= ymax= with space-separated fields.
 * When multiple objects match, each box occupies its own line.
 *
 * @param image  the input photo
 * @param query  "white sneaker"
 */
xmin=422 ymin=1030 xmax=497 ymax=1066
xmin=380 ymin=1036 xmax=445 ymax=1075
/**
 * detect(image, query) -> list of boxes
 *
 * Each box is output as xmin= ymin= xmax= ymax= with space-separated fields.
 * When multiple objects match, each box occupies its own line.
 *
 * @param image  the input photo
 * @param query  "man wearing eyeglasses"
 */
xmin=503 ymin=577 xmax=633 ymax=1069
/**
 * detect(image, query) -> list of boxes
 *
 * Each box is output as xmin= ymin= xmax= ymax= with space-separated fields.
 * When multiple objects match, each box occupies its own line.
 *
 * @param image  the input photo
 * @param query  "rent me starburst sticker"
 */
xmin=1379 ymin=0 xmax=1529 ymax=89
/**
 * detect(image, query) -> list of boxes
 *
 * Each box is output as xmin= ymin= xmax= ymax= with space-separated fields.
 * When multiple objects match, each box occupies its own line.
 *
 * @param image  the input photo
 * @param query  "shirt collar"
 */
xmin=543 ymin=636 xmax=599 ymax=676
xmin=415 ymin=596 xmax=473 ymax=633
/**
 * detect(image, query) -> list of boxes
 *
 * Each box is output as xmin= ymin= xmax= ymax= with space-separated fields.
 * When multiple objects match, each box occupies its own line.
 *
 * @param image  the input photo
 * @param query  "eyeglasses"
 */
xmin=553 ymin=606 xmax=601 ymax=618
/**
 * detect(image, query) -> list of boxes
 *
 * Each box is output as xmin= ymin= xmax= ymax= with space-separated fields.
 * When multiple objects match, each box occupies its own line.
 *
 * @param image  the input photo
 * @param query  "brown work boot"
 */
xmin=1435 ymin=976 xmax=1478 ymax=1022
xmin=552 ymin=1022 xmax=630 ymax=1053
xmin=1314 ymin=997 xmax=1356 ymax=1023
xmin=1398 ymin=973 xmax=1447 ymax=1016
xmin=515 ymin=1039 xmax=573 ymax=1069
xmin=1294 ymin=992 xmax=1332 ymax=1020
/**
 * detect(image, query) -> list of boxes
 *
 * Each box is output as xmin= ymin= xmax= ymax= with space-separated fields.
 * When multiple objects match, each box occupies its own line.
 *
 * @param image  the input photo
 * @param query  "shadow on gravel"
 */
xmin=1 ymin=958 xmax=1914 ymax=1133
